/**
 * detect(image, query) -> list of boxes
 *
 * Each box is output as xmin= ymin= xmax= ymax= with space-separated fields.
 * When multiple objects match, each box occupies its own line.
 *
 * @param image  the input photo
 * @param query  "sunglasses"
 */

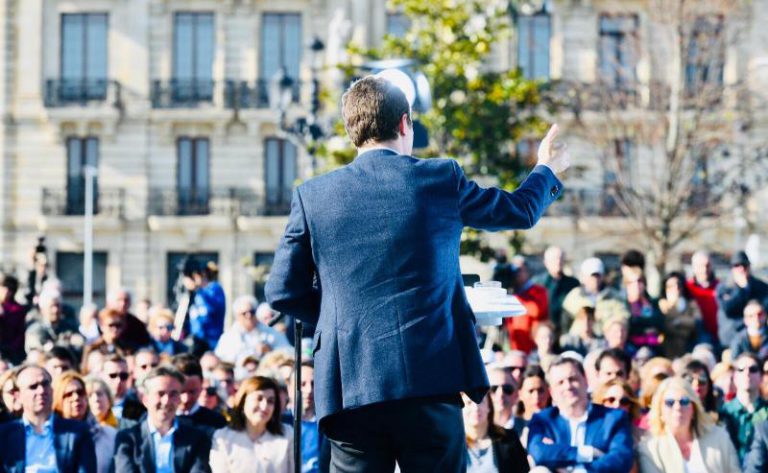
xmin=139 ymin=363 xmax=159 ymax=370
xmin=684 ymin=374 xmax=710 ymax=384
xmin=25 ymin=380 xmax=51 ymax=391
xmin=107 ymin=372 xmax=130 ymax=381
xmin=204 ymin=386 xmax=218 ymax=396
xmin=490 ymin=384 xmax=515 ymax=395
xmin=736 ymin=365 xmax=761 ymax=374
xmin=63 ymin=388 xmax=86 ymax=399
xmin=106 ymin=322 xmax=124 ymax=329
xmin=664 ymin=397 xmax=692 ymax=408
xmin=603 ymin=396 xmax=631 ymax=407
xmin=508 ymin=366 xmax=525 ymax=372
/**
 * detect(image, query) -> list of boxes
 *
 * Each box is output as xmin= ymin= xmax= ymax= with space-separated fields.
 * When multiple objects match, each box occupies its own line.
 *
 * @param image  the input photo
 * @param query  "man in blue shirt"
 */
xmin=0 ymin=365 xmax=96 ymax=472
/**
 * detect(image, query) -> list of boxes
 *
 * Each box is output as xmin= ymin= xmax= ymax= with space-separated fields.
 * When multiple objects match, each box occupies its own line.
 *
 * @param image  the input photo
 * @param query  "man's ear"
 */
xmin=399 ymin=113 xmax=409 ymax=136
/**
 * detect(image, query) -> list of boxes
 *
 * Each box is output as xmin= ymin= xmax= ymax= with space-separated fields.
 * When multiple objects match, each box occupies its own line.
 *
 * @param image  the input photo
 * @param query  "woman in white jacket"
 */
xmin=638 ymin=376 xmax=739 ymax=473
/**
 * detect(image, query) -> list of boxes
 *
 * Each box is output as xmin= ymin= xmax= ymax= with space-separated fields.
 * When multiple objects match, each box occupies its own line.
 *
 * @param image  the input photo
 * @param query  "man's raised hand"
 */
xmin=537 ymin=124 xmax=570 ymax=174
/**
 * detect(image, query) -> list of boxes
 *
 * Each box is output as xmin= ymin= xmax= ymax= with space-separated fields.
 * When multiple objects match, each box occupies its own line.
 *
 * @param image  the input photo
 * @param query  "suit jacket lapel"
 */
xmin=9 ymin=422 xmax=25 ymax=473
xmin=172 ymin=425 xmax=189 ymax=473
xmin=140 ymin=421 xmax=156 ymax=473
xmin=52 ymin=416 xmax=70 ymax=473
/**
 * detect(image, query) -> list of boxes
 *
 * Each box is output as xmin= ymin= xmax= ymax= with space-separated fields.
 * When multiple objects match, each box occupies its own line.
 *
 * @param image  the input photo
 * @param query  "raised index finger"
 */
xmin=543 ymin=123 xmax=559 ymax=144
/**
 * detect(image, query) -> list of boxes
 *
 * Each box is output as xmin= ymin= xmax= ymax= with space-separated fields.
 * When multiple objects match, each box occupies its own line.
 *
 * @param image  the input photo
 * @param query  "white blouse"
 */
xmin=210 ymin=426 xmax=294 ymax=473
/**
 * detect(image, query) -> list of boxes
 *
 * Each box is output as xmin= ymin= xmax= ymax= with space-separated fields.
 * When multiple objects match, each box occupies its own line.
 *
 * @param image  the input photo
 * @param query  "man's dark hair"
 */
xmin=46 ymin=346 xmax=76 ymax=366
xmin=0 ymin=272 xmax=19 ymax=295
xmin=595 ymin=348 xmax=631 ymax=375
xmin=140 ymin=365 xmax=185 ymax=391
xmin=172 ymin=353 xmax=203 ymax=379
xmin=548 ymin=356 xmax=586 ymax=378
xmin=620 ymin=249 xmax=645 ymax=269
xmin=341 ymin=76 xmax=412 ymax=148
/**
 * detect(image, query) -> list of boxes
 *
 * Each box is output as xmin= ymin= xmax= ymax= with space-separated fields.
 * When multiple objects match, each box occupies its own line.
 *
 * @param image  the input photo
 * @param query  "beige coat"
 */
xmin=638 ymin=425 xmax=740 ymax=473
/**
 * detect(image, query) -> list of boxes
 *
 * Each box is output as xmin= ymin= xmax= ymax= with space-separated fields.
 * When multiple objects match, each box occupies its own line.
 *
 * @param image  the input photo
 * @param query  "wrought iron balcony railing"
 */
xmin=41 ymin=187 xmax=125 ymax=218
xmin=44 ymin=78 xmax=121 ymax=107
xmin=147 ymin=187 xmax=294 ymax=217
xmin=223 ymin=79 xmax=301 ymax=109
xmin=151 ymin=79 xmax=215 ymax=108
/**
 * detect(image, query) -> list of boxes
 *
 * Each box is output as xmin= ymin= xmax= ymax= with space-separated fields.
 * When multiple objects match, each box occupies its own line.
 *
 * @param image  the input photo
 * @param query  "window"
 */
xmin=685 ymin=16 xmax=724 ymax=97
xmin=66 ymin=137 xmax=99 ymax=215
xmin=56 ymin=251 xmax=108 ymax=308
xmin=386 ymin=12 xmax=410 ymax=38
xmin=261 ymin=13 xmax=302 ymax=101
xmin=517 ymin=12 xmax=551 ymax=80
xmin=252 ymin=252 xmax=275 ymax=301
xmin=264 ymin=138 xmax=297 ymax=215
xmin=166 ymin=252 xmax=218 ymax=309
xmin=173 ymin=12 xmax=214 ymax=101
xmin=177 ymin=137 xmax=210 ymax=215
xmin=60 ymin=13 xmax=108 ymax=100
xmin=598 ymin=15 xmax=638 ymax=90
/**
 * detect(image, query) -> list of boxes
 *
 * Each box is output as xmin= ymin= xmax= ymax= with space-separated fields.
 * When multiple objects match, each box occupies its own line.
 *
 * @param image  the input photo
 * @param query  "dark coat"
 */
xmin=717 ymin=275 xmax=768 ymax=346
xmin=492 ymin=428 xmax=530 ymax=472
xmin=178 ymin=406 xmax=227 ymax=437
xmin=0 ymin=415 xmax=97 ymax=473
xmin=266 ymin=149 xmax=562 ymax=424
xmin=112 ymin=418 xmax=211 ymax=473
xmin=746 ymin=419 xmax=768 ymax=473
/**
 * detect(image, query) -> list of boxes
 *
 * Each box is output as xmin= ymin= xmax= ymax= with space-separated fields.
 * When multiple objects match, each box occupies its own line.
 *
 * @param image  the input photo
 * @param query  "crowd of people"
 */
xmin=2 ymin=243 xmax=768 ymax=472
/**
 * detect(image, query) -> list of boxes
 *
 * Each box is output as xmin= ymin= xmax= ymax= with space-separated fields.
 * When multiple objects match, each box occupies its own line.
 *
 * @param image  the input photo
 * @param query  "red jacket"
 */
xmin=506 ymin=283 xmax=549 ymax=353
xmin=686 ymin=277 xmax=719 ymax=338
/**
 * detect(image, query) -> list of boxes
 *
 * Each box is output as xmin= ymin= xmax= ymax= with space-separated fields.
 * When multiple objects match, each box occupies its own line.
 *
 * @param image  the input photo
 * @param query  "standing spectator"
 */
xmin=595 ymin=348 xmax=631 ymax=387
xmin=639 ymin=377 xmax=739 ymax=472
xmin=527 ymin=356 xmax=634 ymax=472
xmin=106 ymin=288 xmax=152 ymax=349
xmin=559 ymin=306 xmax=606 ymax=356
xmin=717 ymin=251 xmax=768 ymax=348
xmin=658 ymin=272 xmax=699 ymax=359
xmin=487 ymin=366 xmax=521 ymax=434
xmin=686 ymin=250 xmax=720 ymax=343
xmin=504 ymin=256 xmax=549 ymax=353
xmin=215 ymin=296 xmax=291 ymax=364
xmin=86 ymin=377 xmax=118 ymax=429
xmin=624 ymin=273 xmax=663 ymax=354
xmin=0 ymin=273 xmax=26 ymax=364
xmin=182 ymin=258 xmax=227 ymax=354
xmin=534 ymin=246 xmax=580 ymax=335
xmin=0 ymin=365 xmax=96 ymax=471
xmin=113 ymin=365 xmax=211 ymax=473
xmin=172 ymin=354 xmax=227 ymax=435
xmin=209 ymin=376 xmax=293 ymax=473
xmin=463 ymin=392 xmax=529 ymax=473
xmin=24 ymin=291 xmax=79 ymax=354
xmin=562 ymin=258 xmax=629 ymax=335
xmin=730 ymin=300 xmax=768 ymax=359
xmin=53 ymin=371 xmax=116 ymax=473
xmin=720 ymin=353 xmax=768 ymax=465
xmin=148 ymin=309 xmax=188 ymax=356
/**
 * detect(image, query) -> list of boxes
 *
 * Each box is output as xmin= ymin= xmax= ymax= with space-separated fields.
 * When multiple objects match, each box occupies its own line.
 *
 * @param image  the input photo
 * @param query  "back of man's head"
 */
xmin=341 ymin=76 xmax=411 ymax=148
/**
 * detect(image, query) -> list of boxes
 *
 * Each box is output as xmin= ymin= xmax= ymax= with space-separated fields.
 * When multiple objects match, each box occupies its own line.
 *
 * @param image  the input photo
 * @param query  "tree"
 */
xmin=319 ymin=0 xmax=552 ymax=259
xmin=548 ymin=0 xmax=768 ymax=277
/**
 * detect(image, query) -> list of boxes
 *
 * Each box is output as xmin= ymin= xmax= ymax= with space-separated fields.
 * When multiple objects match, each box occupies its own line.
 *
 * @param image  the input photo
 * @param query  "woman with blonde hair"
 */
xmin=638 ymin=376 xmax=739 ymax=472
xmin=0 ymin=367 xmax=21 ymax=421
xmin=209 ymin=376 xmax=293 ymax=472
xmin=53 ymin=371 xmax=116 ymax=473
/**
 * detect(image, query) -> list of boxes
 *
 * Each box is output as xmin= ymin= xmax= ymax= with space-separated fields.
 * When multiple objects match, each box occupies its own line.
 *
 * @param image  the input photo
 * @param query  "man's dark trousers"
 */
xmin=323 ymin=395 xmax=466 ymax=473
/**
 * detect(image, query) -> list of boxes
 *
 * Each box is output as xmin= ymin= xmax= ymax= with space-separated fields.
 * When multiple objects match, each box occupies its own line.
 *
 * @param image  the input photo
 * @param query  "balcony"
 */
xmin=546 ymin=188 xmax=624 ymax=217
xmin=147 ymin=187 xmax=293 ymax=217
xmin=223 ymin=79 xmax=301 ymax=109
xmin=44 ymin=78 xmax=122 ymax=108
xmin=151 ymin=79 xmax=214 ymax=108
xmin=41 ymin=187 xmax=125 ymax=218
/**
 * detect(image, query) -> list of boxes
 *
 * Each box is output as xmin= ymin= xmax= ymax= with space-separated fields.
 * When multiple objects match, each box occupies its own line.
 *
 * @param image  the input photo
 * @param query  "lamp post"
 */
xmin=82 ymin=165 xmax=97 ymax=308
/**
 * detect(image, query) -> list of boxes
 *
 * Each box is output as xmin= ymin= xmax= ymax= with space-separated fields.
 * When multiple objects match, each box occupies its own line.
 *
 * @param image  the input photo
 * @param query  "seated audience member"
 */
xmin=505 ymin=256 xmax=549 ymax=353
xmin=288 ymin=361 xmax=330 ymax=473
xmin=639 ymin=376 xmax=740 ymax=472
xmin=603 ymin=316 xmax=630 ymax=354
xmin=78 ymin=303 xmax=100 ymax=344
xmin=500 ymin=350 xmax=528 ymax=386
xmin=561 ymin=257 xmax=629 ymax=335
xmin=528 ymin=321 xmax=558 ymax=370
xmin=148 ymin=309 xmax=188 ymax=356
xmin=527 ymin=356 xmax=634 ymax=472
xmin=745 ymin=420 xmax=768 ymax=473
xmin=624 ymin=273 xmax=664 ymax=354
xmin=720 ymin=352 xmax=768 ymax=466
xmin=172 ymin=353 xmax=227 ymax=435
xmin=730 ymin=300 xmax=768 ymax=359
xmin=200 ymin=351 xmax=221 ymax=378
xmin=717 ymin=251 xmax=768 ymax=348
xmin=559 ymin=306 xmax=605 ymax=357
xmin=681 ymin=360 xmax=719 ymax=419
xmin=0 ymin=365 xmax=97 ymax=471
xmin=592 ymin=378 xmax=643 ymax=473
xmin=761 ymin=357 xmax=768 ymax=401
xmin=463 ymin=392 xmax=529 ymax=473
xmin=595 ymin=348 xmax=631 ymax=387
xmin=86 ymin=377 xmax=119 ymax=428
xmin=686 ymin=250 xmax=720 ymax=343
xmin=533 ymin=245 xmax=581 ymax=335
xmin=518 ymin=365 xmax=550 ymax=427
xmin=101 ymin=353 xmax=145 ymax=422
xmin=209 ymin=376 xmax=293 ymax=473
xmin=0 ymin=273 xmax=26 ymax=364
xmin=43 ymin=345 xmax=76 ymax=379
xmin=106 ymin=288 xmax=152 ymax=349
xmin=114 ymin=365 xmax=211 ymax=472
xmin=81 ymin=308 xmax=139 ymax=372
xmin=132 ymin=348 xmax=160 ymax=385
xmin=487 ymin=365 xmax=521 ymax=435
xmin=213 ymin=362 xmax=239 ymax=409
xmin=53 ymin=371 xmax=116 ymax=473
xmin=25 ymin=290 xmax=79 ymax=354
xmin=0 ymin=367 xmax=21 ymax=422
xmin=215 ymin=296 xmax=291 ymax=364
xmin=712 ymin=361 xmax=737 ymax=403
xmin=658 ymin=272 xmax=699 ymax=359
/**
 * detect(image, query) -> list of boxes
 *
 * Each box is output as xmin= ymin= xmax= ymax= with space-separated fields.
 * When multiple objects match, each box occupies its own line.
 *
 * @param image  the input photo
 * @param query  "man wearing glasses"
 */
xmin=730 ymin=300 xmax=768 ymax=359
xmin=0 ymin=365 xmax=96 ymax=472
xmin=487 ymin=366 xmax=521 ymax=435
xmin=720 ymin=352 xmax=768 ymax=466
xmin=102 ymin=354 xmax=145 ymax=425
xmin=717 ymin=251 xmax=768 ymax=347
xmin=214 ymin=295 xmax=290 ymax=364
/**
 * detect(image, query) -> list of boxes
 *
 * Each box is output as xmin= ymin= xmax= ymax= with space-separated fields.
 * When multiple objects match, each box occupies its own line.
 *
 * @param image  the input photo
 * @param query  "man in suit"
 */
xmin=745 ymin=419 xmax=768 ymax=473
xmin=527 ymin=356 xmax=634 ymax=472
xmin=171 ymin=354 xmax=227 ymax=436
xmin=0 ymin=364 xmax=97 ymax=472
xmin=113 ymin=365 xmax=211 ymax=473
xmin=266 ymin=74 xmax=569 ymax=471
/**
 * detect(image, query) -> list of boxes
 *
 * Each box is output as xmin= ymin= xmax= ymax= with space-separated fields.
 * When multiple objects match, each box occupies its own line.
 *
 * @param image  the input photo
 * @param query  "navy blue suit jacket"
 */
xmin=527 ymin=404 xmax=634 ymax=473
xmin=266 ymin=149 xmax=562 ymax=423
xmin=0 ymin=415 xmax=97 ymax=473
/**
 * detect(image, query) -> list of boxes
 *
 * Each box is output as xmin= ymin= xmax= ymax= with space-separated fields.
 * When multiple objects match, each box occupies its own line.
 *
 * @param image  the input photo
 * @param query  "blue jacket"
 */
xmin=189 ymin=281 xmax=227 ymax=349
xmin=0 ymin=415 xmax=97 ymax=473
xmin=266 ymin=149 xmax=562 ymax=423
xmin=527 ymin=404 xmax=634 ymax=473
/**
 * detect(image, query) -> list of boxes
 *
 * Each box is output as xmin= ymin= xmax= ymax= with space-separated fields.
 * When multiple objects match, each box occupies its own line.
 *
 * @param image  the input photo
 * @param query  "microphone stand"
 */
xmin=293 ymin=318 xmax=303 ymax=473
